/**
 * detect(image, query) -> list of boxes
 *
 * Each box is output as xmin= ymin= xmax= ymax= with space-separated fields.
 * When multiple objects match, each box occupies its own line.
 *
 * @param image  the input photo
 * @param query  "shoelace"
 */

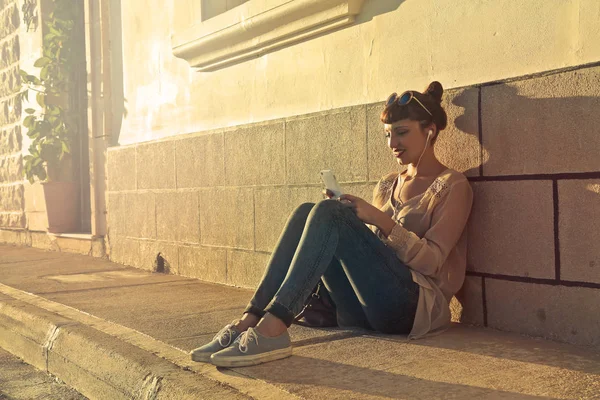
xmin=214 ymin=325 xmax=236 ymax=347
xmin=237 ymin=329 xmax=259 ymax=354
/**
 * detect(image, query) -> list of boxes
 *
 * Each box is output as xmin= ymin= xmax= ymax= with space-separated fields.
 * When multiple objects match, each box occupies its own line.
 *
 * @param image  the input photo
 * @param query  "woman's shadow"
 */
xmin=219 ymin=323 xmax=599 ymax=399
xmin=435 ymin=87 xmax=485 ymax=177
xmin=450 ymin=83 xmax=600 ymax=176
xmin=222 ymin=350 xmax=554 ymax=399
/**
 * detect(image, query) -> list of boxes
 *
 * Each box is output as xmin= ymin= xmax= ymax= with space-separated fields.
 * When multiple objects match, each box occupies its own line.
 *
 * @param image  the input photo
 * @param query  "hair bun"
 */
xmin=423 ymin=81 xmax=444 ymax=104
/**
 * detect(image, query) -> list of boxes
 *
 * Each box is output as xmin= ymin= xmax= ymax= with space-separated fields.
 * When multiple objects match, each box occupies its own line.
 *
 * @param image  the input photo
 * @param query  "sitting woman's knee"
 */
xmin=291 ymin=202 xmax=315 ymax=219
xmin=306 ymin=199 xmax=346 ymax=223
xmin=313 ymin=198 xmax=344 ymax=213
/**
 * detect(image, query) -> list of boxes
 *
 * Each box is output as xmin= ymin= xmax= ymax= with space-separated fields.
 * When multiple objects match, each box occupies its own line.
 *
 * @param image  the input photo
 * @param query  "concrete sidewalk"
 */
xmin=0 ymin=346 xmax=87 ymax=399
xmin=0 ymin=245 xmax=599 ymax=399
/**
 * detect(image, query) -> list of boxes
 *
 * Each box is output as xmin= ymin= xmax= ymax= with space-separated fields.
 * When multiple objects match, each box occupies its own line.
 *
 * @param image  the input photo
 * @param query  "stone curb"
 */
xmin=0 ymin=299 xmax=255 ymax=399
xmin=0 ymin=282 xmax=300 ymax=400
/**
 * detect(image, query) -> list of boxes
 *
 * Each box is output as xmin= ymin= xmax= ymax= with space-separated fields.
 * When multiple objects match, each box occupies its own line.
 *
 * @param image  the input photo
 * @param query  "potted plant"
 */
xmin=18 ymin=0 xmax=79 ymax=233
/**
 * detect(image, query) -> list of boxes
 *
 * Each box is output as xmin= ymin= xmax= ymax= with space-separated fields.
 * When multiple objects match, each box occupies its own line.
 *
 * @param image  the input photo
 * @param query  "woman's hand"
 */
xmin=339 ymin=194 xmax=386 ymax=226
xmin=322 ymin=189 xmax=336 ymax=199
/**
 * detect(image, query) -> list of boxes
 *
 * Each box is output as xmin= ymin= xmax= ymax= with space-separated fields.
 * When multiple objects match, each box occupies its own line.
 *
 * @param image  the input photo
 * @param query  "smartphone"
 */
xmin=320 ymin=170 xmax=343 ymax=199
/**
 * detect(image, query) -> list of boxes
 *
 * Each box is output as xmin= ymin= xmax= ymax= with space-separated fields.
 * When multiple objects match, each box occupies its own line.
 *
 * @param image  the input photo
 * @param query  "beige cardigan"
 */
xmin=371 ymin=168 xmax=473 ymax=339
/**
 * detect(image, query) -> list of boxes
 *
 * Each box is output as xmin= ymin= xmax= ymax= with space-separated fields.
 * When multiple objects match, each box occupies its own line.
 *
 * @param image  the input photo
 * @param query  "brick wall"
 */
xmin=106 ymin=64 xmax=600 ymax=347
xmin=0 ymin=0 xmax=24 ymax=230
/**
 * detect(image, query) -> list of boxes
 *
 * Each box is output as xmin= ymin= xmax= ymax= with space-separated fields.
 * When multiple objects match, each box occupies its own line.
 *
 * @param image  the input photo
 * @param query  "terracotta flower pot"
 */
xmin=41 ymin=181 xmax=79 ymax=233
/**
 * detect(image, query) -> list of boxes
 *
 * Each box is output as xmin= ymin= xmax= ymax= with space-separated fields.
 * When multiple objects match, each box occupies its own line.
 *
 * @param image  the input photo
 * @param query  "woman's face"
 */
xmin=384 ymin=119 xmax=429 ymax=165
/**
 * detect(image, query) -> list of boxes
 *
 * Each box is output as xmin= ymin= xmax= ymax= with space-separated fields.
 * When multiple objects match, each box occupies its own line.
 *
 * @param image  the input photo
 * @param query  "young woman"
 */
xmin=190 ymin=81 xmax=474 ymax=368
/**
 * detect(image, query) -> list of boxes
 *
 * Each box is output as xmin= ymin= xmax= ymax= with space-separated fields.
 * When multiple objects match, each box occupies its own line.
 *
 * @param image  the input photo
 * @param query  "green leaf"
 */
xmin=38 ymin=168 xmax=47 ymax=182
xmin=49 ymin=116 xmax=61 ymax=129
xmin=25 ymin=74 xmax=38 ymax=85
xmin=22 ymin=0 xmax=78 ymax=181
xmin=38 ymin=121 xmax=52 ymax=135
xmin=44 ymin=33 xmax=57 ymax=42
xmin=23 ymin=115 xmax=36 ymax=128
xmin=40 ymin=146 xmax=52 ymax=161
xmin=34 ymin=57 xmax=52 ymax=68
xmin=36 ymin=92 xmax=45 ymax=108
xmin=49 ymin=25 xmax=61 ymax=36
xmin=40 ymin=66 xmax=49 ymax=81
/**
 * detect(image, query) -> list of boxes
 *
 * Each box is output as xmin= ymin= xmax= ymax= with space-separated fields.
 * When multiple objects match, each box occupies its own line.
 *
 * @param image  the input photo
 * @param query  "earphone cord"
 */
xmin=395 ymin=130 xmax=433 ymax=221
xmin=411 ymin=133 xmax=431 ymax=178
xmin=395 ymin=132 xmax=431 ymax=219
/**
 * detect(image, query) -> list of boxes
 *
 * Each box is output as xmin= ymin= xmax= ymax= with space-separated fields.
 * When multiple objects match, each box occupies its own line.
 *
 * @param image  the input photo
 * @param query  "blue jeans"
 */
xmin=244 ymin=200 xmax=419 ymax=334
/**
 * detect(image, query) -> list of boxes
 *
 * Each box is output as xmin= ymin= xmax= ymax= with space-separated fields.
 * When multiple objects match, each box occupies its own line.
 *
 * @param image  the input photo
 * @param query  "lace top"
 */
xmin=371 ymin=168 xmax=473 ymax=339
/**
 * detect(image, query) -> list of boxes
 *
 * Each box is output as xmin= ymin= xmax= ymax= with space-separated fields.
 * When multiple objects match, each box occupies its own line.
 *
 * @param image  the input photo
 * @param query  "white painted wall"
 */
xmin=115 ymin=0 xmax=600 ymax=145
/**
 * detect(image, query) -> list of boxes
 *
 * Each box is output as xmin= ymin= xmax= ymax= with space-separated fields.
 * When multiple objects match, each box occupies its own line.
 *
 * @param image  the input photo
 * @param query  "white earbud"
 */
xmin=413 ymin=130 xmax=434 ymax=178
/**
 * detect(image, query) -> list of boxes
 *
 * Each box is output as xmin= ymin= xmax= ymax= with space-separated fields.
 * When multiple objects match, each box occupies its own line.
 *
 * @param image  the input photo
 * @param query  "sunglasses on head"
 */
xmin=386 ymin=91 xmax=433 ymax=117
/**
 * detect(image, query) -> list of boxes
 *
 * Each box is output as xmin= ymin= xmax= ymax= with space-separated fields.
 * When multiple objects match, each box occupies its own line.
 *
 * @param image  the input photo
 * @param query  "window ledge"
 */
xmin=172 ymin=0 xmax=366 ymax=72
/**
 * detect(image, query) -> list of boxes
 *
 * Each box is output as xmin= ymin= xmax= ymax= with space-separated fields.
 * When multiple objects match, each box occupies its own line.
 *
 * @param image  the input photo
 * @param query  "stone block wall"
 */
xmin=106 ymin=64 xmax=600 ymax=347
xmin=0 ymin=0 xmax=24 ymax=230
xmin=460 ymin=65 xmax=600 ymax=347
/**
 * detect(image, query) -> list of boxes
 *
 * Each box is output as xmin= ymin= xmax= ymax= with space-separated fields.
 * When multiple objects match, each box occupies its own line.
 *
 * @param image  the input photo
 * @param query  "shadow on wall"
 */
xmin=449 ymin=79 xmax=600 ymax=346
xmin=292 ymin=0 xmax=407 ymax=47
xmin=443 ymin=88 xmax=485 ymax=177
xmin=354 ymin=0 xmax=406 ymax=25
xmin=194 ymin=0 xmax=407 ymax=70
xmin=452 ymin=83 xmax=600 ymax=175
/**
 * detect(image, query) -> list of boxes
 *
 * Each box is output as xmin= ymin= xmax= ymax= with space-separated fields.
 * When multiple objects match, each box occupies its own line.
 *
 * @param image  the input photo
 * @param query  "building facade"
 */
xmin=1 ymin=0 xmax=600 ymax=346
